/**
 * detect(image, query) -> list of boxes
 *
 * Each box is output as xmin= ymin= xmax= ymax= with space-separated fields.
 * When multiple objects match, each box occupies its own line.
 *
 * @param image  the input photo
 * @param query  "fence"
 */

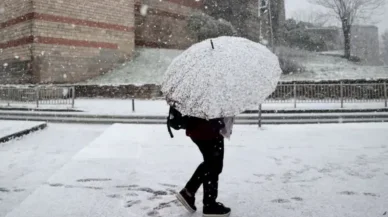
xmin=266 ymin=82 xmax=388 ymax=108
xmin=0 ymin=86 xmax=75 ymax=108
xmin=131 ymin=82 xmax=387 ymax=112
xmin=0 ymin=82 xmax=387 ymax=110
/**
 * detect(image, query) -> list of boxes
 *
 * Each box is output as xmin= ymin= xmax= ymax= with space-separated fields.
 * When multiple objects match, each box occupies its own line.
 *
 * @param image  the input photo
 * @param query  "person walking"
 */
xmin=176 ymin=116 xmax=234 ymax=217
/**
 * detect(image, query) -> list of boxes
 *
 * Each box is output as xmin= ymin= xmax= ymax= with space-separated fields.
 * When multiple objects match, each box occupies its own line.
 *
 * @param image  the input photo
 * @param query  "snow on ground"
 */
xmin=1 ymin=99 xmax=387 ymax=116
xmin=0 ymin=124 xmax=107 ymax=217
xmin=83 ymin=48 xmax=388 ymax=85
xmin=86 ymin=48 xmax=183 ymax=85
xmin=0 ymin=121 xmax=46 ymax=140
xmin=1 ymin=123 xmax=387 ymax=217
xmin=281 ymin=53 xmax=388 ymax=81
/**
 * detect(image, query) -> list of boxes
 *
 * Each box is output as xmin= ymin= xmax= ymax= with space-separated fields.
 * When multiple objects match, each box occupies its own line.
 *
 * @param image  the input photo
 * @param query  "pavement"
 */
xmin=1 ymin=123 xmax=388 ymax=217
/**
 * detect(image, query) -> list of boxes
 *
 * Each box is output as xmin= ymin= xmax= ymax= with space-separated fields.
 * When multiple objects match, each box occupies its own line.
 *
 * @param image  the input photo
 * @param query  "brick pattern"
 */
xmin=30 ymin=0 xmax=135 ymax=83
xmin=0 ymin=0 xmax=31 ymax=21
xmin=1 ymin=0 xmax=135 ymax=84
xmin=0 ymin=0 xmax=32 ymax=83
xmin=33 ymin=0 xmax=134 ymax=27
xmin=32 ymin=43 xmax=131 ymax=83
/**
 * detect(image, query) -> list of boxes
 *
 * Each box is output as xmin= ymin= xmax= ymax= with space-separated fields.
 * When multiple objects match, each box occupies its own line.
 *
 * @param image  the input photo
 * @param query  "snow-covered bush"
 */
xmin=275 ymin=46 xmax=307 ymax=74
xmin=186 ymin=12 xmax=237 ymax=42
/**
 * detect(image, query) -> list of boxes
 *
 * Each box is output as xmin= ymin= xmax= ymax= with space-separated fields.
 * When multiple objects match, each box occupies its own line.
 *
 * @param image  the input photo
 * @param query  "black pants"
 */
xmin=185 ymin=137 xmax=224 ymax=206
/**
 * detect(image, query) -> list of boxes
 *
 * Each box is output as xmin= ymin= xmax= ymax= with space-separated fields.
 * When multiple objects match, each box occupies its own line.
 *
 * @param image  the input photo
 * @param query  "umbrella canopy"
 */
xmin=161 ymin=36 xmax=282 ymax=119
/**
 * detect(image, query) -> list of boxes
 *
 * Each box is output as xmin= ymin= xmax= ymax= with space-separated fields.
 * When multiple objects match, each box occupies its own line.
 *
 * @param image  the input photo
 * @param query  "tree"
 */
xmin=186 ymin=12 xmax=237 ymax=42
xmin=382 ymin=31 xmax=388 ymax=64
xmin=309 ymin=0 xmax=385 ymax=60
xmin=203 ymin=0 xmax=252 ymax=38
xmin=282 ymin=19 xmax=329 ymax=51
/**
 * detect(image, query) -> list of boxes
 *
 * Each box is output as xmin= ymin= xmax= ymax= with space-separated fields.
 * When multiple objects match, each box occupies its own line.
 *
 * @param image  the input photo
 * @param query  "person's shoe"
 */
xmin=176 ymin=188 xmax=197 ymax=213
xmin=203 ymin=202 xmax=231 ymax=217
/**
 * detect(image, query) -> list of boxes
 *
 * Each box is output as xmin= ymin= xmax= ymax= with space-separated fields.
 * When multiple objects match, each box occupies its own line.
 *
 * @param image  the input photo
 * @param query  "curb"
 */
xmin=244 ymin=108 xmax=388 ymax=114
xmin=1 ymin=113 xmax=387 ymax=125
xmin=1 ymin=107 xmax=388 ymax=114
xmin=0 ymin=122 xmax=48 ymax=144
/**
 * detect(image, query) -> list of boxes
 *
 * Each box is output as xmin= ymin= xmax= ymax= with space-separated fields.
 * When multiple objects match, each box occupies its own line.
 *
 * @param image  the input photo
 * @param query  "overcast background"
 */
xmin=285 ymin=0 xmax=388 ymax=34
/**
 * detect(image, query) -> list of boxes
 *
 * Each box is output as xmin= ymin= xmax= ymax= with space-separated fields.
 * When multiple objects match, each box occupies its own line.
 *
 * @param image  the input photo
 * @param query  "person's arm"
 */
xmin=209 ymin=118 xmax=225 ymax=132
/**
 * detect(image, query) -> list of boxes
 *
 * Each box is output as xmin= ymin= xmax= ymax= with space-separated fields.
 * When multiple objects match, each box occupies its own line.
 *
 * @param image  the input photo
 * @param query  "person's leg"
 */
xmin=201 ymin=137 xmax=231 ymax=217
xmin=184 ymin=139 xmax=210 ymax=194
xmin=202 ymin=137 xmax=224 ymax=205
xmin=176 ymin=138 xmax=210 ymax=213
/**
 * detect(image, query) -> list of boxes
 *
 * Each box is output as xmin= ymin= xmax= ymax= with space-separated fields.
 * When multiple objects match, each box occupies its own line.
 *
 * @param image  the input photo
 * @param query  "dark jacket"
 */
xmin=186 ymin=117 xmax=225 ymax=140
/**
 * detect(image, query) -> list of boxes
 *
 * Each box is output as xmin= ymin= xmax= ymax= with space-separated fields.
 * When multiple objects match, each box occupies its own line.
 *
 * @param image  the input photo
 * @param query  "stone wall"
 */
xmin=305 ymin=27 xmax=343 ymax=50
xmin=350 ymin=25 xmax=380 ymax=64
xmin=71 ymin=78 xmax=388 ymax=99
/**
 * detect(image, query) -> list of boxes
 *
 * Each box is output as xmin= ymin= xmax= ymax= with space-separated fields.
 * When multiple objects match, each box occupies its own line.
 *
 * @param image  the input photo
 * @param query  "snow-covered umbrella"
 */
xmin=161 ymin=36 xmax=282 ymax=119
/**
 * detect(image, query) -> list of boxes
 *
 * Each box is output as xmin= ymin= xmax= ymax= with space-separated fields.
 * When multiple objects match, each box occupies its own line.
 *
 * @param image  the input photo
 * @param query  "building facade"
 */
xmin=1 ymin=0 xmax=135 ymax=84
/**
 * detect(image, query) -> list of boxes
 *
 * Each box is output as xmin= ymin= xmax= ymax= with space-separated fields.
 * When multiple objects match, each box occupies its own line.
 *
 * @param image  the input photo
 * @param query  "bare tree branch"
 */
xmin=291 ymin=9 xmax=333 ymax=27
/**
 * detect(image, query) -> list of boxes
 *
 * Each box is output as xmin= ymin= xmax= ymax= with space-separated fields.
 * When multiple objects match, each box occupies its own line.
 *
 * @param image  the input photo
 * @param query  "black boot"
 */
xmin=203 ymin=202 xmax=231 ymax=217
xmin=176 ymin=188 xmax=197 ymax=213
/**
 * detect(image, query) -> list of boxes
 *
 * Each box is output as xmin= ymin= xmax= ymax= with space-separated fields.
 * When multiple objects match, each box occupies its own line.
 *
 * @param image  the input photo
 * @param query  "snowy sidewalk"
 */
xmin=2 ymin=123 xmax=388 ymax=217
xmin=1 ymin=98 xmax=388 ymax=116
xmin=0 ymin=121 xmax=47 ymax=143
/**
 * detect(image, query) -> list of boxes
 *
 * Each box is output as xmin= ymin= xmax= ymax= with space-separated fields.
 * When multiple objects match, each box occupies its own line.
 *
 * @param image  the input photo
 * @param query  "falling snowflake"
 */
xmin=3 ymin=63 xmax=8 ymax=67
xmin=63 ymin=74 xmax=67 ymax=79
xmin=140 ymin=5 xmax=148 ymax=16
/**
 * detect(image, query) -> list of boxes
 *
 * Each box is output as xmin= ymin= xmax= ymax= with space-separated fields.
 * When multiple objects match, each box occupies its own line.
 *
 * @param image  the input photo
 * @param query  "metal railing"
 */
xmin=139 ymin=82 xmax=387 ymax=112
xmin=265 ymin=82 xmax=388 ymax=108
xmin=0 ymin=86 xmax=75 ymax=108
xmin=1 ymin=82 xmax=387 ymax=110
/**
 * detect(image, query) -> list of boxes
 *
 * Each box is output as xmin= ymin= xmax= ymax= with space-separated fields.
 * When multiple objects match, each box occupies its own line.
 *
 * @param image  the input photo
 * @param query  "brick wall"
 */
xmin=135 ymin=0 xmax=203 ymax=49
xmin=30 ymin=0 xmax=135 ymax=83
xmin=0 ymin=0 xmax=34 ymax=84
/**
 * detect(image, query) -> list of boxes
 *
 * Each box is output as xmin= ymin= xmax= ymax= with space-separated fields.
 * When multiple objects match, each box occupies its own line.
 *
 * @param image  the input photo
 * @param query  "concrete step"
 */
xmin=1 ymin=113 xmax=387 ymax=125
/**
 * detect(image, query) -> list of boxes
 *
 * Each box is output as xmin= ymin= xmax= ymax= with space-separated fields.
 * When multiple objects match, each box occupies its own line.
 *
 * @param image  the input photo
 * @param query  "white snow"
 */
xmin=161 ymin=36 xmax=282 ymax=119
xmin=86 ymin=48 xmax=183 ymax=85
xmin=281 ymin=52 xmax=388 ymax=81
xmin=1 ymin=99 xmax=387 ymax=116
xmin=1 ymin=123 xmax=387 ymax=217
xmin=0 ymin=124 xmax=107 ymax=216
xmin=84 ymin=47 xmax=388 ymax=86
xmin=0 ymin=121 xmax=46 ymax=140
xmin=140 ymin=5 xmax=149 ymax=16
